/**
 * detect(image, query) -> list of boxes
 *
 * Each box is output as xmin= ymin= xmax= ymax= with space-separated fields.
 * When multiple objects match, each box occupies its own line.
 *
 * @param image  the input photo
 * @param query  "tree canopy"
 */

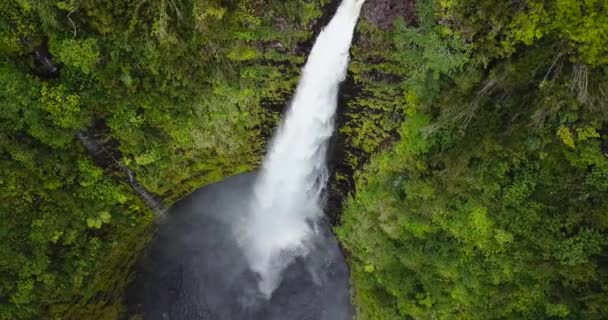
xmin=338 ymin=1 xmax=608 ymax=319
xmin=1 ymin=0 xmax=607 ymax=319
xmin=1 ymin=0 xmax=330 ymax=318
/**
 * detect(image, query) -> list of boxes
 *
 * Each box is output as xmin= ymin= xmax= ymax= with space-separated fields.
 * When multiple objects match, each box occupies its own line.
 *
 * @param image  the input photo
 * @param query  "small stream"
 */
xmin=77 ymin=131 xmax=166 ymax=216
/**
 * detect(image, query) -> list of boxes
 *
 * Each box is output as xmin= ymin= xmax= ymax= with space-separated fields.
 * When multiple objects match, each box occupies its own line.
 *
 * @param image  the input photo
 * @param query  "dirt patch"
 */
xmin=362 ymin=0 xmax=417 ymax=28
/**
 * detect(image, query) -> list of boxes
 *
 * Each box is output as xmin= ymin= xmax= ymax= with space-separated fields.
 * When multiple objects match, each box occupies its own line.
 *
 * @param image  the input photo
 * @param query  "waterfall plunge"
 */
xmin=236 ymin=0 xmax=365 ymax=297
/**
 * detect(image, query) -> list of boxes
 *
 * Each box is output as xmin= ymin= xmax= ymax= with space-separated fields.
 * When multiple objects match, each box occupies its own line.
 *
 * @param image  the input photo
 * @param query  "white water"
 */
xmin=236 ymin=0 xmax=365 ymax=297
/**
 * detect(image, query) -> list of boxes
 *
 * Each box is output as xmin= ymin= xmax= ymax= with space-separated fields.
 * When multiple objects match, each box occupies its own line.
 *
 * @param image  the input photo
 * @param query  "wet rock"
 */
xmin=24 ymin=38 xmax=60 ymax=78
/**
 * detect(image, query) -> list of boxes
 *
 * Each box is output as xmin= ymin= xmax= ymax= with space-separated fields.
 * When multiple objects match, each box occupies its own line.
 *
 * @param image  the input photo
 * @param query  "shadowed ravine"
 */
xmin=126 ymin=173 xmax=352 ymax=319
xmin=126 ymin=1 xmax=364 ymax=318
xmin=238 ymin=0 xmax=364 ymax=295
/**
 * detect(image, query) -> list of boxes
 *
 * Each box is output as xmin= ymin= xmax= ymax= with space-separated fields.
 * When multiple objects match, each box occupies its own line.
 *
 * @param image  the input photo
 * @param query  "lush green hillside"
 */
xmin=0 ymin=0 xmax=405 ymax=318
xmin=338 ymin=0 xmax=608 ymax=319
xmin=0 ymin=1 xmax=333 ymax=318
xmin=2 ymin=0 xmax=607 ymax=319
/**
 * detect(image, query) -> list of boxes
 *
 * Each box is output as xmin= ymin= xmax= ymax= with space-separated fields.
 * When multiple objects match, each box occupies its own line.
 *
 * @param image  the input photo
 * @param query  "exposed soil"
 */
xmin=363 ymin=0 xmax=417 ymax=28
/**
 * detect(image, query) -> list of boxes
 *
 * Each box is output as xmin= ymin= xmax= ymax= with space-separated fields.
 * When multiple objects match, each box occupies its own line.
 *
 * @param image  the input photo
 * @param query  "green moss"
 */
xmin=50 ymin=218 xmax=154 ymax=319
xmin=338 ymin=1 xmax=608 ymax=319
xmin=0 ymin=0 xmax=328 ymax=318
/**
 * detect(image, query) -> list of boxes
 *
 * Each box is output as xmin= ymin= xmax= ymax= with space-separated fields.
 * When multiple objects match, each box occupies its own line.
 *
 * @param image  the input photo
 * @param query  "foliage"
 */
xmin=440 ymin=0 xmax=608 ymax=66
xmin=341 ymin=0 xmax=468 ymax=174
xmin=3 ymin=0 xmax=607 ymax=319
xmin=0 ymin=0 xmax=329 ymax=318
xmin=339 ymin=0 xmax=608 ymax=319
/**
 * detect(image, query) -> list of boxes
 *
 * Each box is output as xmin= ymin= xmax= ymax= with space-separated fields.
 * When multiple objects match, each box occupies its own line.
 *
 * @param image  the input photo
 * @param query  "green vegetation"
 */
xmin=1 ymin=0 xmax=330 ymax=318
xmin=338 ymin=0 xmax=608 ymax=319
xmin=2 ymin=0 xmax=607 ymax=319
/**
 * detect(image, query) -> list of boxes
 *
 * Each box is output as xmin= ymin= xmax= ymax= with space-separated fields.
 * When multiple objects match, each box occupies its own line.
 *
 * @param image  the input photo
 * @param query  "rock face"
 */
xmin=29 ymin=39 xmax=60 ymax=78
xmin=363 ymin=0 xmax=417 ymax=28
xmin=126 ymin=173 xmax=353 ymax=320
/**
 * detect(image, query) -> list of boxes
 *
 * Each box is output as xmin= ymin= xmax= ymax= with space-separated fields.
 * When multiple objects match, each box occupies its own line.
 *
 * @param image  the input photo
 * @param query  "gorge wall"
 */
xmin=0 ymin=1 xmax=410 ymax=319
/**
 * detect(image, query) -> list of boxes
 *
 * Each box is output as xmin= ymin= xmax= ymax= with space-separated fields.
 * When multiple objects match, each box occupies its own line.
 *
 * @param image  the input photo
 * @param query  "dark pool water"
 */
xmin=126 ymin=173 xmax=352 ymax=320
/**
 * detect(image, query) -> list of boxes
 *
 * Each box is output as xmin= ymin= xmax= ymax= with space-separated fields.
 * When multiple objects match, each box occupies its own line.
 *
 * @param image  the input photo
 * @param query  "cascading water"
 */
xmin=237 ymin=0 xmax=365 ymax=297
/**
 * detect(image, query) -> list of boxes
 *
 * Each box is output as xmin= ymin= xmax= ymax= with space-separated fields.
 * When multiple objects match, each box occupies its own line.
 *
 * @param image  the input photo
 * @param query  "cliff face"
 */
xmin=0 ymin=1 xmax=411 ymax=318
xmin=4 ymin=0 xmax=607 ymax=319
xmin=337 ymin=1 xmax=608 ymax=319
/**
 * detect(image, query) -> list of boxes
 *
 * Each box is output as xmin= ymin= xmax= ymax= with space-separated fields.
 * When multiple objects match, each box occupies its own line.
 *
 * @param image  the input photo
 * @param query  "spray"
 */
xmin=236 ymin=0 xmax=365 ymax=297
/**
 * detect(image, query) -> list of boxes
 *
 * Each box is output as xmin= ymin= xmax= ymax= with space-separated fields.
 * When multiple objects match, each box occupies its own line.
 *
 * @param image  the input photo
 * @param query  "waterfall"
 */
xmin=236 ymin=0 xmax=365 ymax=297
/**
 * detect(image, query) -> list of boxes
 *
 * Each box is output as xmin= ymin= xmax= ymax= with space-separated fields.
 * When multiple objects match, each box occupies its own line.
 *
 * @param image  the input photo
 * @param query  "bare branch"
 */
xmin=169 ymin=0 xmax=182 ymax=20
xmin=540 ymin=52 xmax=563 ymax=86
xmin=570 ymin=64 xmax=589 ymax=104
xmin=67 ymin=7 xmax=78 ymax=39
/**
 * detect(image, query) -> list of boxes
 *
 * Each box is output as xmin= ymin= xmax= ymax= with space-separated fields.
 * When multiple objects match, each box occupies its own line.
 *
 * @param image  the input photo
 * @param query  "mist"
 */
xmin=235 ymin=0 xmax=365 ymax=296
xmin=126 ymin=1 xmax=364 ymax=318
xmin=127 ymin=173 xmax=354 ymax=320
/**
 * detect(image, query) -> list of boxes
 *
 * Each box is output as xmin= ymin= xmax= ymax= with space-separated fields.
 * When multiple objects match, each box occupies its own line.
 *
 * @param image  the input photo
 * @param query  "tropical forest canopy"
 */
xmin=0 ymin=0 xmax=607 ymax=319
